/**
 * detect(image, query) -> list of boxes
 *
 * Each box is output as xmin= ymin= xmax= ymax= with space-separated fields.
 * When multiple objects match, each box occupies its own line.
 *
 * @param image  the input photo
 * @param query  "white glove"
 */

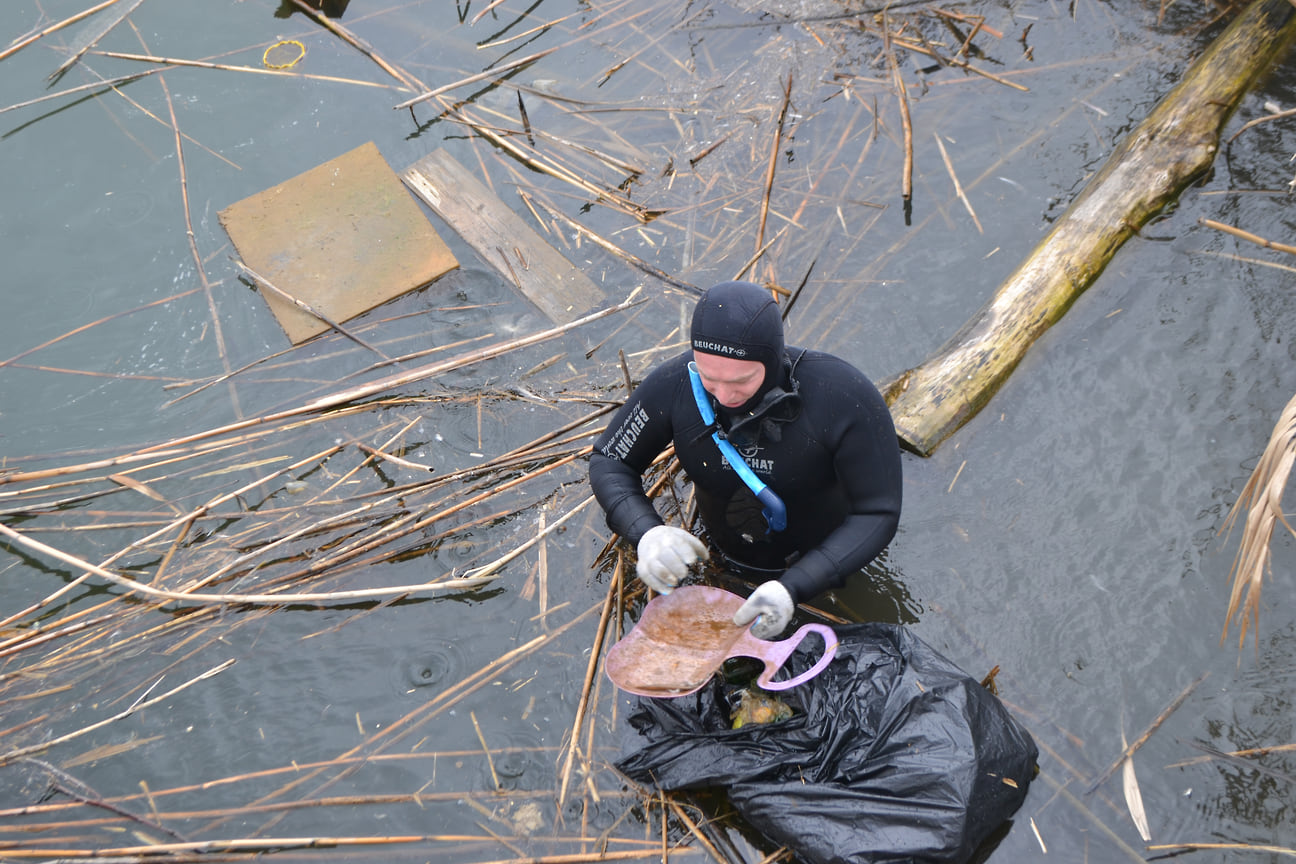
xmin=733 ymin=581 xmax=794 ymax=640
xmin=636 ymin=525 xmax=709 ymax=594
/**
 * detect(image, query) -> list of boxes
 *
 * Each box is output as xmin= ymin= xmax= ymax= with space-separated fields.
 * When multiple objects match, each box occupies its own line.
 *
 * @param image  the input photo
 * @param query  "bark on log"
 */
xmin=881 ymin=0 xmax=1296 ymax=456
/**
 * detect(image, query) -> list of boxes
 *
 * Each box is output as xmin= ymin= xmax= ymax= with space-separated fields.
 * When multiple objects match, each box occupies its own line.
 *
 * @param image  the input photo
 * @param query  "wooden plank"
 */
xmin=401 ymin=148 xmax=605 ymax=324
xmin=219 ymin=141 xmax=459 ymax=344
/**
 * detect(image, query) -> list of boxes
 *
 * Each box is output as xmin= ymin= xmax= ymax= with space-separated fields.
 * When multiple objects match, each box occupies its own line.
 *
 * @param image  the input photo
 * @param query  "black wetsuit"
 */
xmin=589 ymin=348 xmax=902 ymax=604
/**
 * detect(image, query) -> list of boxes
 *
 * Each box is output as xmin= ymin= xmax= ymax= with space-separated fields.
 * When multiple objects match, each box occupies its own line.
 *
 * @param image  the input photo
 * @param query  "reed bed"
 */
xmin=0 ymin=0 xmax=1284 ymax=861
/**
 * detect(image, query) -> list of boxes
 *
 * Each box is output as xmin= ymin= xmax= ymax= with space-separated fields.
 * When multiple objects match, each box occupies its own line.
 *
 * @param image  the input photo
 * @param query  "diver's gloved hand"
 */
xmin=636 ymin=525 xmax=709 ymax=594
xmin=733 ymin=581 xmax=794 ymax=640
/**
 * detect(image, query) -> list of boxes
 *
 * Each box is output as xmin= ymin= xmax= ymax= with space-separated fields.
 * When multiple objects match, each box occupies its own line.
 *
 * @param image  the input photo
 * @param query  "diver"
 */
xmin=589 ymin=280 xmax=902 ymax=639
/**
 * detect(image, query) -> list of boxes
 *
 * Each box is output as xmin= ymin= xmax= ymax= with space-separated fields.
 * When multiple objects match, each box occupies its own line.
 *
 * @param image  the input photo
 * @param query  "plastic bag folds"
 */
xmin=615 ymin=622 xmax=1038 ymax=864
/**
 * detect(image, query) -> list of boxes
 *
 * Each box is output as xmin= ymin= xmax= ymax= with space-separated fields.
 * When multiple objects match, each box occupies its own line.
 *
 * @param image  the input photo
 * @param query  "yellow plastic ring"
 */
xmin=263 ymin=40 xmax=306 ymax=70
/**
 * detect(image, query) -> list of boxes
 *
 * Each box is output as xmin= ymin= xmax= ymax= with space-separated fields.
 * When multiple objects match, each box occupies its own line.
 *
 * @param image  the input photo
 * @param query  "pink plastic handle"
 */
xmin=751 ymin=623 xmax=838 ymax=691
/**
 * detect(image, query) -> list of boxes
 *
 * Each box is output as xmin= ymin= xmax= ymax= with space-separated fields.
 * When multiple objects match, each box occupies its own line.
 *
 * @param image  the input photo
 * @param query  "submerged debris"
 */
xmin=730 ymin=687 xmax=795 ymax=728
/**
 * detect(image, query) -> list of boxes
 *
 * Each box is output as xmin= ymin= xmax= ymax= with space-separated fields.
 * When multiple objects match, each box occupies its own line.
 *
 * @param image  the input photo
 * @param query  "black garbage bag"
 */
xmin=615 ymin=622 xmax=1038 ymax=864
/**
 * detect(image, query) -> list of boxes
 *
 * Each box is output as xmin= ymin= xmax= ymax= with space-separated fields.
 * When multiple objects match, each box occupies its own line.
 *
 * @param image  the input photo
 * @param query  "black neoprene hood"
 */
xmin=690 ymin=281 xmax=786 ymax=400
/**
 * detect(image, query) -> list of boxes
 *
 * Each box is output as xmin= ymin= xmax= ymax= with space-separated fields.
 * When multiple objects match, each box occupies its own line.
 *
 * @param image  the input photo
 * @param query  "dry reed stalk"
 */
xmin=0 ymin=287 xmax=200 ymax=369
xmin=470 ymin=0 xmax=510 ymax=25
xmin=315 ymin=415 xmax=421 ymax=498
xmin=185 ymin=424 xmax=604 ymax=591
xmin=538 ymin=509 xmax=550 ymax=619
xmin=49 ymin=0 xmax=145 ymax=80
xmin=732 ymin=229 xmax=790 ymax=286
xmin=0 ymin=613 xmax=118 ymax=662
xmin=0 ymin=514 xmax=507 ymax=607
xmin=265 ymin=450 xmax=585 ymax=583
xmin=557 ymin=562 xmax=620 ymax=806
xmin=579 ymin=560 xmax=622 ymax=819
xmin=7 ymin=598 xmax=228 ymax=676
xmin=20 ymin=756 xmax=185 ymax=841
xmin=0 ymin=659 xmax=234 ymax=766
xmin=233 ymin=259 xmax=390 ymax=360
xmin=469 ymin=853 xmax=704 ymax=864
xmin=787 ymin=100 xmax=871 ymax=227
xmin=286 ymin=0 xmax=421 ymax=91
xmin=0 ymin=753 xmax=570 ymax=822
xmin=931 ymin=9 xmax=1004 ymax=40
xmin=91 ymin=48 xmax=400 ymax=87
xmin=130 ymin=298 xmax=636 ymax=456
xmin=1199 ymin=217 xmax=1296 ymax=255
xmin=883 ymin=18 xmax=914 ymax=217
xmin=526 ymin=128 xmax=649 ymax=178
xmin=891 ymin=35 xmax=1029 ymax=91
xmin=933 ymin=133 xmax=983 ymax=233
xmin=215 ymin=603 xmax=603 ymax=836
xmin=0 ymin=835 xmax=436 ymax=857
xmin=1087 ymin=670 xmax=1209 ymax=793
xmin=461 ymin=494 xmax=595 ymax=581
xmin=1146 ymin=843 xmax=1296 ymax=857
xmin=97 ymin=444 xmax=343 ymax=567
xmin=757 ymin=72 xmax=794 ymax=258
xmin=0 ymin=67 xmax=168 ymax=116
xmin=470 ymin=710 xmax=503 ymax=790
xmin=394 ymin=46 xmax=559 ymax=110
xmin=0 ymin=0 xmax=123 ymax=63
xmin=478 ymin=11 xmax=586 ymax=50
xmin=166 ymin=330 xmax=491 ymax=408
xmin=149 ymin=51 xmax=240 ymax=422
xmin=468 ymin=119 xmax=652 ymax=222
xmin=1034 ymin=771 xmax=1150 ymax=863
xmin=528 ymin=195 xmax=699 ymax=292
xmin=1219 ymin=391 xmax=1296 ymax=650
xmin=1165 ymin=741 xmax=1296 ymax=769
xmin=665 ymin=798 xmax=733 ymax=864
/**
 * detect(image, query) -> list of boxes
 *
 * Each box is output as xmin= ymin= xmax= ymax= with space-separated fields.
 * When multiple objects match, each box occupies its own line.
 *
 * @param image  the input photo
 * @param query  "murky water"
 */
xmin=2 ymin=1 xmax=1294 ymax=861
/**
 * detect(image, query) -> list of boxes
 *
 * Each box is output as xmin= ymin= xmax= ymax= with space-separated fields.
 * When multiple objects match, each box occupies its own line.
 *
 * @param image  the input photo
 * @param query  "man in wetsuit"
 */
xmin=588 ymin=281 xmax=902 ymax=639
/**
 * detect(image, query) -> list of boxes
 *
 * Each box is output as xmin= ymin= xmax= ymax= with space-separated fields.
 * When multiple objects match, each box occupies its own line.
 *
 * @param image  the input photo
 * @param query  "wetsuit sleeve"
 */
xmin=778 ymin=371 xmax=902 ymax=604
xmin=587 ymin=360 xmax=684 ymax=546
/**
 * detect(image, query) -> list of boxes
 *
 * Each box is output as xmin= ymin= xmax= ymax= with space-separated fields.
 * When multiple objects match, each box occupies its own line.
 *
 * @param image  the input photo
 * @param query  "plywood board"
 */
xmin=401 ymin=148 xmax=605 ymax=324
xmin=219 ymin=141 xmax=459 ymax=344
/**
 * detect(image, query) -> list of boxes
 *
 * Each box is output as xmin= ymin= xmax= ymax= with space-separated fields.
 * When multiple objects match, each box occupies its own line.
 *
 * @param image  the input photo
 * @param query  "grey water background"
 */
xmin=1 ymin=0 xmax=1294 ymax=861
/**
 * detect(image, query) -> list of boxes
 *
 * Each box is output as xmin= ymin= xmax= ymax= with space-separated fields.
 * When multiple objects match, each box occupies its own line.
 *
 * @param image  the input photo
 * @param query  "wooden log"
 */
xmin=402 ymin=148 xmax=606 ymax=324
xmin=881 ymin=0 xmax=1296 ymax=456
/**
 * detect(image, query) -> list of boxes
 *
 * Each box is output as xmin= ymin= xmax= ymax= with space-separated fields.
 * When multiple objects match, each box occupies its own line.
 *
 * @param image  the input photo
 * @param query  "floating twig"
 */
xmin=0 ymin=659 xmax=235 ymax=765
xmin=233 ymin=257 xmax=392 ymax=362
xmin=89 ymin=49 xmax=400 ymax=88
xmin=1199 ymin=217 xmax=1296 ymax=256
xmin=393 ymin=47 xmax=558 ymax=110
xmin=1088 ymin=671 xmax=1210 ymax=793
xmin=0 ymin=0 xmax=122 ymax=64
xmin=934 ymin=133 xmax=983 ymax=233
xmin=757 ymin=73 xmax=794 ymax=257
xmin=48 ymin=0 xmax=146 ymax=80
xmin=287 ymin=0 xmax=422 ymax=90
xmin=558 ymin=567 xmax=620 ymax=807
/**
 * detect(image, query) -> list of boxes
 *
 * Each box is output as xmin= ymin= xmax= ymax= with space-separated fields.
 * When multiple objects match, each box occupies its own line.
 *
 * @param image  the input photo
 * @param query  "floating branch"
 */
xmin=883 ymin=0 xmax=1296 ymax=455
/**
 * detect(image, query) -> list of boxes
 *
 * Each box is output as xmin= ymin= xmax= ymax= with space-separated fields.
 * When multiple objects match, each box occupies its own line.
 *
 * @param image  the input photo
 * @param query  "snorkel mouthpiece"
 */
xmin=757 ymin=487 xmax=788 ymax=533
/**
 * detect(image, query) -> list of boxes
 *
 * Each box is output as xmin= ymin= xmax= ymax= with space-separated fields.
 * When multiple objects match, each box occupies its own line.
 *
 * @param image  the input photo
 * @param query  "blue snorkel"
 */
xmin=688 ymin=361 xmax=788 ymax=533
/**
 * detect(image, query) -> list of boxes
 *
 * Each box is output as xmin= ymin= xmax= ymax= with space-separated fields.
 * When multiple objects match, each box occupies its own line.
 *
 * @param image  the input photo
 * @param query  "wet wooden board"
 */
xmin=219 ymin=141 xmax=459 ymax=344
xmin=401 ymin=148 xmax=605 ymax=323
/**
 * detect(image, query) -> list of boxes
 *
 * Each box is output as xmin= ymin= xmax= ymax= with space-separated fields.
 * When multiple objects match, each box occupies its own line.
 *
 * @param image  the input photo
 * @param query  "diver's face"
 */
xmin=692 ymin=352 xmax=765 ymax=409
